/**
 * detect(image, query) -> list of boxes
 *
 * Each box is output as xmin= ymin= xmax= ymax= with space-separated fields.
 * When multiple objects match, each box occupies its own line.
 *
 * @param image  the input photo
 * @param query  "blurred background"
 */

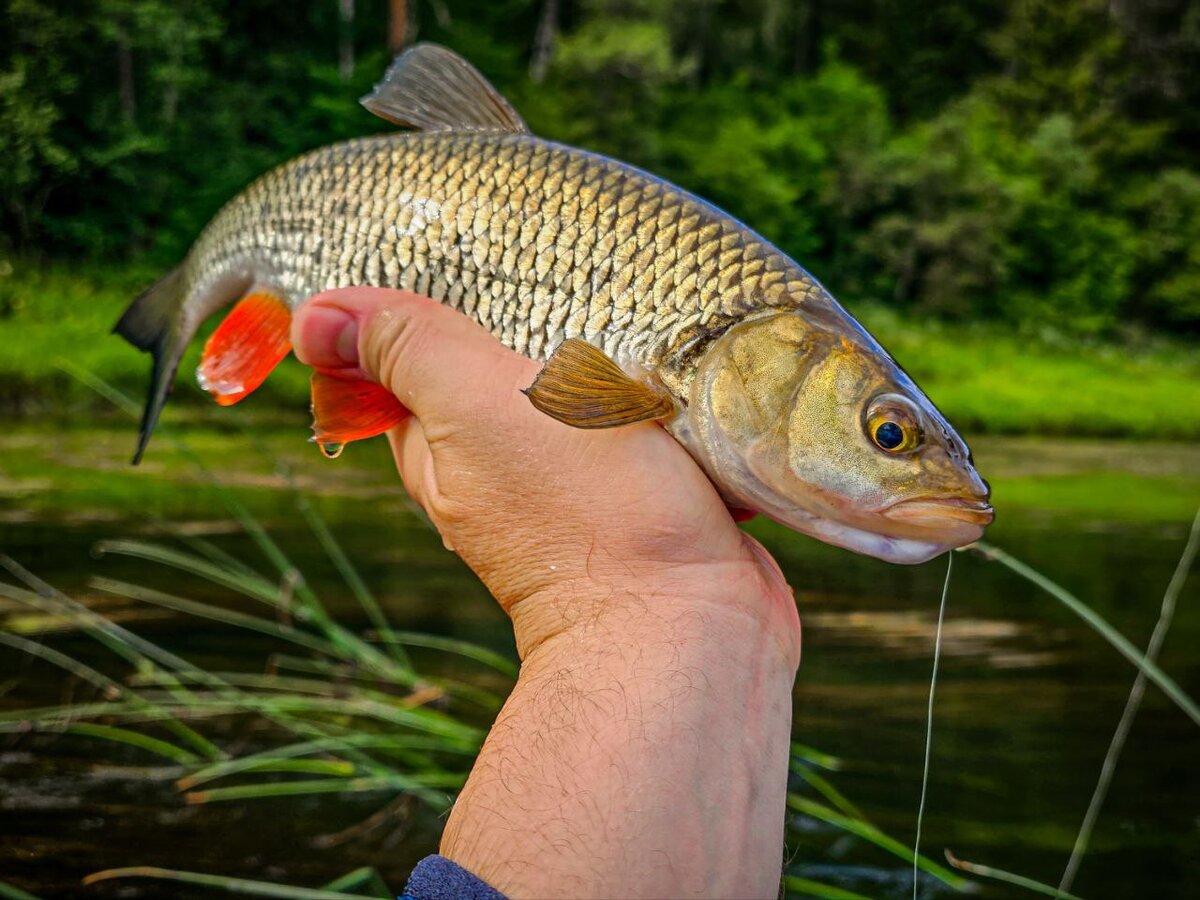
xmin=1 ymin=1 xmax=1198 ymax=898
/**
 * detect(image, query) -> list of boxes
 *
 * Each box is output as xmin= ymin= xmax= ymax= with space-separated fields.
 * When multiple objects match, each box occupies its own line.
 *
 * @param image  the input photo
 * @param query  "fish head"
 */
xmin=684 ymin=309 xmax=992 ymax=564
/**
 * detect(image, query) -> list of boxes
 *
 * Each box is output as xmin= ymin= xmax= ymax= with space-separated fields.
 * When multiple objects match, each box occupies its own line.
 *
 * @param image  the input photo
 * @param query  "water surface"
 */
xmin=1 ymin=419 xmax=1197 ymax=898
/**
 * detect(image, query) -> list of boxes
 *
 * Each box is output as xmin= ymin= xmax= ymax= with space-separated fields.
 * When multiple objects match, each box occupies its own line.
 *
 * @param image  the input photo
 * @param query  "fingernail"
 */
xmin=334 ymin=316 xmax=358 ymax=364
xmin=300 ymin=305 xmax=359 ymax=368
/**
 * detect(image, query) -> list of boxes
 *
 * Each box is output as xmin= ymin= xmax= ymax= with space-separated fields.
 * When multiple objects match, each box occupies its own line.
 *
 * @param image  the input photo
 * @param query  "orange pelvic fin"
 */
xmin=310 ymin=370 xmax=410 ymax=458
xmin=198 ymin=291 xmax=293 ymax=406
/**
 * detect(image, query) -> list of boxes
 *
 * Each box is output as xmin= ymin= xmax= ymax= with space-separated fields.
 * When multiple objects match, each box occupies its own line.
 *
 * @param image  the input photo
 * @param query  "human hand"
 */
xmin=292 ymin=287 xmax=799 ymax=666
xmin=292 ymin=288 xmax=801 ymax=899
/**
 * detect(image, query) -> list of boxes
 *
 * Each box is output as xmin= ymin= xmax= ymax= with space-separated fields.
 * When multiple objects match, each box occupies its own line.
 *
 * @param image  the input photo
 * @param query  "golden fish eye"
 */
xmin=864 ymin=395 xmax=922 ymax=454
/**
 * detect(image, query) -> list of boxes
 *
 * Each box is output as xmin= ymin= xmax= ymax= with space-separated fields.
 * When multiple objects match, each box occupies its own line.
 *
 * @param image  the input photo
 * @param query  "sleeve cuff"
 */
xmin=400 ymin=854 xmax=507 ymax=900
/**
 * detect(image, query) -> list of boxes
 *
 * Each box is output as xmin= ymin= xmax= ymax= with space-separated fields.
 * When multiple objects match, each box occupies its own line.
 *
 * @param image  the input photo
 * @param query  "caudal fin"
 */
xmin=114 ymin=267 xmax=187 ymax=464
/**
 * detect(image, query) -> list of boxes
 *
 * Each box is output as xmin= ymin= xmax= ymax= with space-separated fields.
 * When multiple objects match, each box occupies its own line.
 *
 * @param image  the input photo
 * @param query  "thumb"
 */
xmin=292 ymin=287 xmax=539 ymax=422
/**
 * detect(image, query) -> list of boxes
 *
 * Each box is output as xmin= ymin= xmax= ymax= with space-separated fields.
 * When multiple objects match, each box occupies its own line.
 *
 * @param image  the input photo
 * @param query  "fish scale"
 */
xmin=182 ymin=130 xmax=826 ymax=395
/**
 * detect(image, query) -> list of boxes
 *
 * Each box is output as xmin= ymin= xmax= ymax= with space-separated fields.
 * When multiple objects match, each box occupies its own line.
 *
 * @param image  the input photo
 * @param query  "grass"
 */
xmin=0 ymin=263 xmax=310 ymax=417
xmin=2 ymin=262 xmax=1198 ymax=438
xmin=993 ymin=471 xmax=1200 ymax=522
xmin=851 ymin=304 xmax=1198 ymax=440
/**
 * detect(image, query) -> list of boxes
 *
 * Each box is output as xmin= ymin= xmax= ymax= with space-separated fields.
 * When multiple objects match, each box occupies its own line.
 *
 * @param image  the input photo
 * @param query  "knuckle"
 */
xmin=425 ymin=488 xmax=472 ymax=532
xmin=362 ymin=308 xmax=435 ymax=395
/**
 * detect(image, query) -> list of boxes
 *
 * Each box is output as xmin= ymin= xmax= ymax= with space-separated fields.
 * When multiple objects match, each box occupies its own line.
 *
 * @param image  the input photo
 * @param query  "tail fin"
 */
xmin=114 ymin=267 xmax=187 ymax=464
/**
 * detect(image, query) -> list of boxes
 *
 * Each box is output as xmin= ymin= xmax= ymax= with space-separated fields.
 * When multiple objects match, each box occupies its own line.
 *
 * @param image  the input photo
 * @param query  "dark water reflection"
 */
xmin=1 ymin=422 xmax=1197 ymax=898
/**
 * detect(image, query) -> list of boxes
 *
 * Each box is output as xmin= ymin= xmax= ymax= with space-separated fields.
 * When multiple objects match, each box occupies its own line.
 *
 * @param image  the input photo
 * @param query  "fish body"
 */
xmin=178 ymin=130 xmax=829 ymax=401
xmin=118 ymin=44 xmax=992 ymax=564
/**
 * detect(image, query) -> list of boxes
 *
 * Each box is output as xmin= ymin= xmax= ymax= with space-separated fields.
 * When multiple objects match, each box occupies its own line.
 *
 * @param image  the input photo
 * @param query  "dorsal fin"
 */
xmin=361 ymin=43 xmax=529 ymax=135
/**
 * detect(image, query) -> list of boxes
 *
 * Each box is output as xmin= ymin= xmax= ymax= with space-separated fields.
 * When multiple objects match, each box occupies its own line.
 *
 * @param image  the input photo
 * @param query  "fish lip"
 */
xmin=882 ymin=496 xmax=995 ymax=526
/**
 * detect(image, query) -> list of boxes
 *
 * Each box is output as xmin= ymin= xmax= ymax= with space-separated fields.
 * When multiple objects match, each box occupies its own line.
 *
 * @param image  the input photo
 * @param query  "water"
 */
xmin=1 ymin=419 xmax=1197 ymax=898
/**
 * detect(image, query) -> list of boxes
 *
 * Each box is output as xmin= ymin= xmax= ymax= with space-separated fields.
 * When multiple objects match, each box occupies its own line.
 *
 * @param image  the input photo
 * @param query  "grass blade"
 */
xmin=82 ymin=867 xmax=380 ymax=899
xmin=63 ymin=723 xmax=200 ymax=765
xmin=946 ymin=851 xmax=1084 ymax=900
xmin=0 ymin=556 xmax=229 ymax=693
xmin=0 ymin=589 xmax=224 ymax=761
xmin=783 ymin=876 xmax=874 ymax=900
xmin=787 ymin=795 xmax=970 ymax=891
xmin=790 ymin=766 xmax=865 ymax=822
xmin=178 ymin=734 xmax=469 ymax=790
xmin=0 ymin=631 xmax=129 ymax=697
xmin=382 ymin=631 xmax=518 ymax=678
xmin=0 ymin=881 xmax=42 ymax=900
xmin=93 ymin=541 xmax=302 ymax=612
xmin=90 ymin=577 xmax=344 ymax=658
xmin=791 ymin=742 xmax=842 ymax=771
xmin=971 ymin=542 xmax=1200 ymax=726
xmin=57 ymin=365 xmax=403 ymax=678
xmin=56 ymin=358 xmax=142 ymax=416
xmin=160 ymin=522 xmax=264 ymax=583
xmin=283 ymin=466 xmax=411 ymax=672
xmin=265 ymin=655 xmax=506 ymax=710
xmin=184 ymin=774 xmax=460 ymax=808
xmin=319 ymin=868 xmax=391 ymax=898
xmin=94 ymin=539 xmax=404 ymax=680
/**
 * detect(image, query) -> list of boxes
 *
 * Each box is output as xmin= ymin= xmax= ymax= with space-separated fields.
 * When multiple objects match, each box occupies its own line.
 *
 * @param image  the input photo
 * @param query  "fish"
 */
xmin=116 ymin=43 xmax=992 ymax=565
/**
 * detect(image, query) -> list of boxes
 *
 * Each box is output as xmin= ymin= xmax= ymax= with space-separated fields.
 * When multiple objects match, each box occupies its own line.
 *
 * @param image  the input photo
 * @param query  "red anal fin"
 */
xmin=198 ymin=291 xmax=292 ymax=406
xmin=311 ymin=369 xmax=410 ymax=456
xmin=728 ymin=506 xmax=758 ymax=523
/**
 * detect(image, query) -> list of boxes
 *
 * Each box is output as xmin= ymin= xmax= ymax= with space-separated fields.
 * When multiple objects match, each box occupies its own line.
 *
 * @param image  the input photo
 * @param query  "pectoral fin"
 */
xmin=523 ymin=338 xmax=676 ymax=429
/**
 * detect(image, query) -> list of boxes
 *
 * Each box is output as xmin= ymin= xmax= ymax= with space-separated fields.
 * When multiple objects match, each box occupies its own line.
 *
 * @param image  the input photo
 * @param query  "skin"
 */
xmin=292 ymin=287 xmax=802 ymax=900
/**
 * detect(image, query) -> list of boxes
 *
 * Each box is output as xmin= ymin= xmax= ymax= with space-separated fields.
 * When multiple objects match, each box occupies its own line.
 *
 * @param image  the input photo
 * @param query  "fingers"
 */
xmin=386 ymin=416 xmax=433 ymax=509
xmin=292 ymin=287 xmax=539 ymax=423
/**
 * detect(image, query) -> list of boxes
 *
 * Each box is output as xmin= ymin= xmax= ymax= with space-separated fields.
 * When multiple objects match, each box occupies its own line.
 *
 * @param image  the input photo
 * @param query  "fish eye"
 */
xmin=864 ymin=394 xmax=922 ymax=454
xmin=874 ymin=421 xmax=904 ymax=449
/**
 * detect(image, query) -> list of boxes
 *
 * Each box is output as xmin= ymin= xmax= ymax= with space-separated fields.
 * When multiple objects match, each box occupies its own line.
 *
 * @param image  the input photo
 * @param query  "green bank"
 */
xmin=2 ymin=265 xmax=1197 ymax=440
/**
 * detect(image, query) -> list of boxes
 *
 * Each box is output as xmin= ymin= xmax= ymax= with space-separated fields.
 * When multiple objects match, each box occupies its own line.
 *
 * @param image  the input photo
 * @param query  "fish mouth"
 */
xmin=882 ymin=496 xmax=995 ymax=527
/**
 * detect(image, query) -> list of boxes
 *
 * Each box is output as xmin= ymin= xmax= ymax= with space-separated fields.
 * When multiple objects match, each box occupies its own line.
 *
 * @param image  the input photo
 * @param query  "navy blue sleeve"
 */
xmin=399 ymin=854 xmax=507 ymax=900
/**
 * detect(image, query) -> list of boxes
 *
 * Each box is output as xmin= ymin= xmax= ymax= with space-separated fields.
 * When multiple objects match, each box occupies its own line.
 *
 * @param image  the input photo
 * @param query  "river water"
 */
xmin=1 ymin=418 xmax=1197 ymax=898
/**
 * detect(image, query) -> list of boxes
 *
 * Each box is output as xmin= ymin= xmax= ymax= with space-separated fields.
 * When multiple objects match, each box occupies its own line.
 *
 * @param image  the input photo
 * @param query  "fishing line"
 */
xmin=913 ymin=551 xmax=953 ymax=900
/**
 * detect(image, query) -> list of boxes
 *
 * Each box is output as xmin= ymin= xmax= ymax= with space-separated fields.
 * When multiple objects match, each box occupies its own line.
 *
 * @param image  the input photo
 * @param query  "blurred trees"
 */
xmin=1 ymin=0 xmax=1198 ymax=335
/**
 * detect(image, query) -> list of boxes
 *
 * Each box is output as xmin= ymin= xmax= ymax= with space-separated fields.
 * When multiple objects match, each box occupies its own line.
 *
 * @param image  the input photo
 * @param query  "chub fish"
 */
xmin=116 ymin=44 xmax=992 ymax=564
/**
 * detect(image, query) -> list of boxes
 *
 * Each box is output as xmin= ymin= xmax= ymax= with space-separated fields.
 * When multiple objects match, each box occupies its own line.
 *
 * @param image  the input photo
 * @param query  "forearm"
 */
xmin=441 ymin=572 xmax=797 ymax=900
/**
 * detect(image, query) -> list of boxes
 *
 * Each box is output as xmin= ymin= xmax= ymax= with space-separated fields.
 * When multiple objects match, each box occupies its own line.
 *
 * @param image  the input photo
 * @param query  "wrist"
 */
xmin=509 ymin=542 xmax=800 ymax=674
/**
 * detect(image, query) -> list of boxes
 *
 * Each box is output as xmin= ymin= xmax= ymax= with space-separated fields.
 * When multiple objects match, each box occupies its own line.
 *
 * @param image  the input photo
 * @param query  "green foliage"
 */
xmin=1129 ymin=168 xmax=1200 ymax=328
xmin=0 ymin=0 xmax=80 ymax=244
xmin=2 ymin=0 xmax=1199 ymax=333
xmin=859 ymin=98 xmax=1139 ymax=333
xmin=660 ymin=58 xmax=890 ymax=267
